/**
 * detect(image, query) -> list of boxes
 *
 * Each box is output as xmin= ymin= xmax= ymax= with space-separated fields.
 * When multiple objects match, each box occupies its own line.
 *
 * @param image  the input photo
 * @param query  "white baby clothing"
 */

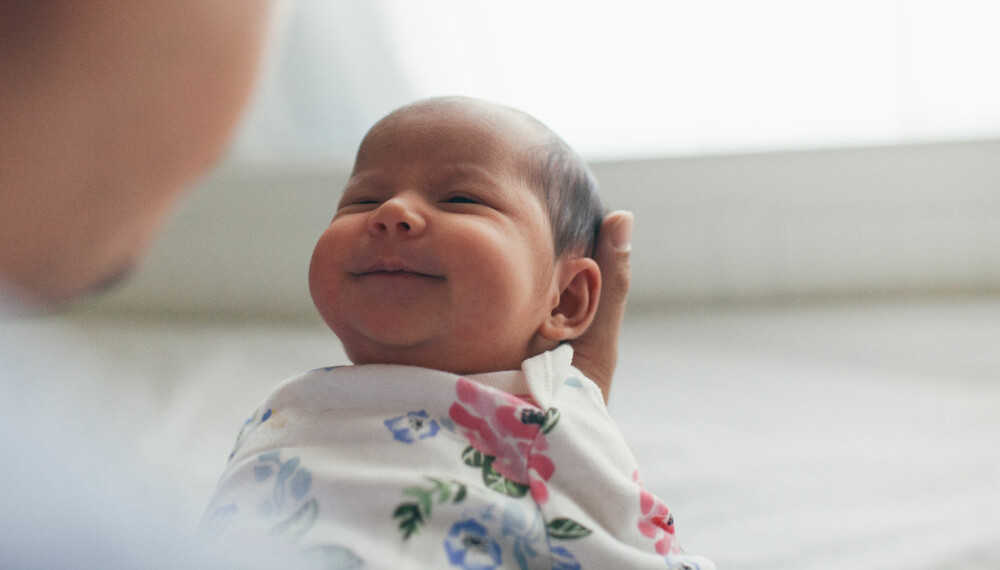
xmin=201 ymin=345 xmax=713 ymax=569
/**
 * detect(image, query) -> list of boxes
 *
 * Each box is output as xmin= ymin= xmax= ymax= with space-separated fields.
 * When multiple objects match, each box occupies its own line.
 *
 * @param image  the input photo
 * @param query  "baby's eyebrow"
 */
xmin=343 ymin=170 xmax=384 ymax=188
xmin=434 ymin=164 xmax=503 ymax=188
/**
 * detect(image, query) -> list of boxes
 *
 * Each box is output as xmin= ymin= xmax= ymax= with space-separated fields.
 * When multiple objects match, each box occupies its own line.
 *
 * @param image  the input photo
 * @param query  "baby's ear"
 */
xmin=539 ymin=256 xmax=602 ymax=342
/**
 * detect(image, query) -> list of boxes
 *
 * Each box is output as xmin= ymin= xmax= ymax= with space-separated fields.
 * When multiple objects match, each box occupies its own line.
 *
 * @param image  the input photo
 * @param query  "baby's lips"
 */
xmin=355 ymin=255 xmax=445 ymax=278
xmin=365 ymin=260 xmax=415 ymax=273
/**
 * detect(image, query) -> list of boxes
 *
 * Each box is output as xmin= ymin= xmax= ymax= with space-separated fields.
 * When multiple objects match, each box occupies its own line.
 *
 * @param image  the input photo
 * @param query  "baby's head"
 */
xmin=309 ymin=97 xmax=605 ymax=374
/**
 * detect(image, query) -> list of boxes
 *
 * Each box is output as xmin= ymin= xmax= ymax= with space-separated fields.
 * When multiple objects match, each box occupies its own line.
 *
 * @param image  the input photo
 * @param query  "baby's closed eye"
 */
xmin=443 ymin=194 xmax=479 ymax=205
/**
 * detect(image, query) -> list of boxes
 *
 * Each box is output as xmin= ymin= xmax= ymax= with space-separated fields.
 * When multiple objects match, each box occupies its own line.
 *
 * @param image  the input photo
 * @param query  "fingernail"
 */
xmin=610 ymin=211 xmax=633 ymax=252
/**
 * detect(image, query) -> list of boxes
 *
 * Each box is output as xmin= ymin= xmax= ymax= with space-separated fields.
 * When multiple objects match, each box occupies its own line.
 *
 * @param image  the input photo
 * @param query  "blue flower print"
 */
xmin=228 ymin=408 xmax=275 ymax=460
xmin=550 ymin=545 xmax=582 ymax=570
xmin=385 ymin=410 xmax=440 ymax=443
xmin=444 ymin=519 xmax=502 ymax=570
xmin=254 ymin=450 xmax=313 ymax=517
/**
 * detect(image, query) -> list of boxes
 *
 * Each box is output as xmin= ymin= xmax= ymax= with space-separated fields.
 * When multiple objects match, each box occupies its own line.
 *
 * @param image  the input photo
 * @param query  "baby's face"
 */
xmin=309 ymin=102 xmax=565 ymax=374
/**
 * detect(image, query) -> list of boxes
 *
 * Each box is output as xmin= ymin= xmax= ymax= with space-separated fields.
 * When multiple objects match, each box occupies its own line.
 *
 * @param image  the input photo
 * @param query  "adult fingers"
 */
xmin=571 ymin=210 xmax=633 ymax=402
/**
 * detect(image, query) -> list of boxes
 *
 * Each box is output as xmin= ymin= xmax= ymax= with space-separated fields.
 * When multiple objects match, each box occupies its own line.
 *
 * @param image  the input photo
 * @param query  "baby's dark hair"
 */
xmin=523 ymin=133 xmax=606 ymax=258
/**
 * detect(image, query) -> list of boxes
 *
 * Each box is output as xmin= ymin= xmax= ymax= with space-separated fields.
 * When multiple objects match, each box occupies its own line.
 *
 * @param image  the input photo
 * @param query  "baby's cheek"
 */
xmin=308 ymin=234 xmax=347 ymax=314
xmin=310 ymin=224 xmax=350 ymax=273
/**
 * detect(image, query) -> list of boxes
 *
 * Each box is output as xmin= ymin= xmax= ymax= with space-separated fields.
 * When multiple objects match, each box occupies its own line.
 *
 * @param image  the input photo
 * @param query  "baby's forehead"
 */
xmin=364 ymin=100 xmax=547 ymax=157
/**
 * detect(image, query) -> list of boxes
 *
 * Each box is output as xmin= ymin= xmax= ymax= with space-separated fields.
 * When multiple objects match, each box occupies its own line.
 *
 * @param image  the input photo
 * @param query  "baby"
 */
xmin=202 ymin=97 xmax=713 ymax=569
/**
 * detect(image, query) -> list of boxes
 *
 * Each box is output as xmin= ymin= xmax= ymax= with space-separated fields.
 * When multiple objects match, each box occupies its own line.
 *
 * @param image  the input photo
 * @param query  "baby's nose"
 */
xmin=368 ymin=196 xmax=426 ymax=237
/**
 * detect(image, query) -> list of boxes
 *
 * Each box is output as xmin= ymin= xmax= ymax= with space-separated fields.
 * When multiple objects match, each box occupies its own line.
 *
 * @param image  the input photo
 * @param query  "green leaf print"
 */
xmin=540 ymin=408 xmax=561 ymax=434
xmin=393 ymin=478 xmax=468 ymax=540
xmin=461 ymin=445 xmax=531 ymax=498
xmin=403 ymin=487 xmax=433 ymax=516
xmin=546 ymin=517 xmax=593 ymax=540
xmin=430 ymin=477 xmax=462 ymax=503
xmin=461 ymin=445 xmax=488 ymax=468
xmin=481 ymin=456 xmax=530 ymax=498
xmin=393 ymin=503 xmax=424 ymax=540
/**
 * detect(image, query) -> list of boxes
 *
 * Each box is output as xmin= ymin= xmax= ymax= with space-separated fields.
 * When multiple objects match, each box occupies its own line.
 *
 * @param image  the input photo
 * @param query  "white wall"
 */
xmin=602 ymin=138 xmax=1000 ymax=306
xmin=81 ymin=139 xmax=1000 ymax=319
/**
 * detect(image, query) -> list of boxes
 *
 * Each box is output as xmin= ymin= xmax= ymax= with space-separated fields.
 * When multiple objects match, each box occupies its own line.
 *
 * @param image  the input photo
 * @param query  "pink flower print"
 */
xmin=633 ymin=470 xmax=679 ymax=556
xmin=527 ymin=446 xmax=555 ymax=504
xmin=449 ymin=378 xmax=555 ymax=504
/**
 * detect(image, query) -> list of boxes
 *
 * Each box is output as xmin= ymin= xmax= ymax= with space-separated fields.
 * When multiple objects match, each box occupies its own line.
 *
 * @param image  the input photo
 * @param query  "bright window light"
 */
xmin=233 ymin=0 xmax=1000 ymax=160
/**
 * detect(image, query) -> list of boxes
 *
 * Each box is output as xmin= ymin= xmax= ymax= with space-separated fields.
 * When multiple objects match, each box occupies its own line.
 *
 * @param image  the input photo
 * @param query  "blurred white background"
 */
xmin=234 ymin=0 xmax=1000 ymax=161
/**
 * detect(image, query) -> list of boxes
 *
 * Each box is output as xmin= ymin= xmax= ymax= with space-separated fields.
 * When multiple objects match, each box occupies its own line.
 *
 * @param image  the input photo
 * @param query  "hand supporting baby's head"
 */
xmin=309 ymin=96 xmax=605 ymax=374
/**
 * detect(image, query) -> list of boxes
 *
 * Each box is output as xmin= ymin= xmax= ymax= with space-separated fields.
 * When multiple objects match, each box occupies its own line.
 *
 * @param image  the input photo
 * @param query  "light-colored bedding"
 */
xmin=2 ymin=297 xmax=998 ymax=568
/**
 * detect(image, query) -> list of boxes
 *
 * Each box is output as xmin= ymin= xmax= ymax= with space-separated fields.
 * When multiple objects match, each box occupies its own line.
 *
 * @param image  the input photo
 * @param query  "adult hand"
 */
xmin=571 ymin=210 xmax=633 ymax=402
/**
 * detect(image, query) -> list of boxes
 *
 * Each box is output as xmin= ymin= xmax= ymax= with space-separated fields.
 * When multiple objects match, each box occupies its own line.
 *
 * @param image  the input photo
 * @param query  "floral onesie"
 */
xmin=200 ymin=345 xmax=713 ymax=569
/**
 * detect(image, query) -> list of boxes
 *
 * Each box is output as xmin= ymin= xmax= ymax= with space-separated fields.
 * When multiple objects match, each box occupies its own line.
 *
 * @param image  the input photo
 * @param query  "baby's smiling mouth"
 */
xmin=354 ymin=261 xmax=444 ymax=279
xmin=362 ymin=269 xmax=442 ymax=279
